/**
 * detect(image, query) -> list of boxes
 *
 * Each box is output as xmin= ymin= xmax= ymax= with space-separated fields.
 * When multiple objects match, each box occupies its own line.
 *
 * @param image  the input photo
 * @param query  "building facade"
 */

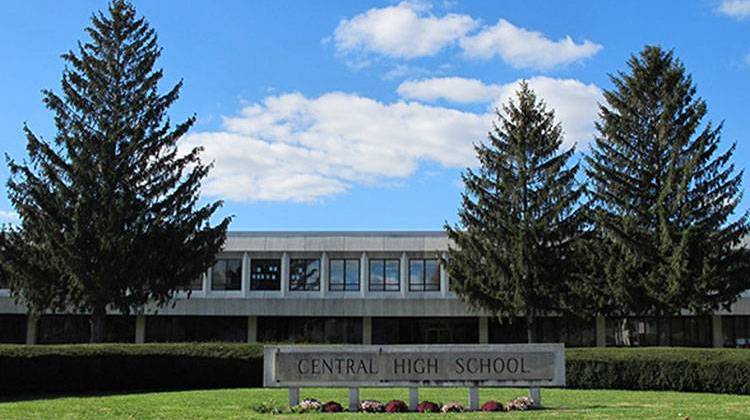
xmin=1 ymin=231 xmax=749 ymax=347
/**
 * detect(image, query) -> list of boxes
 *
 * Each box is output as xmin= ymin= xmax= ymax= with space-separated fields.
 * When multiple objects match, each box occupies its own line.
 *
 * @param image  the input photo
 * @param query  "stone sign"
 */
xmin=264 ymin=343 xmax=565 ymax=388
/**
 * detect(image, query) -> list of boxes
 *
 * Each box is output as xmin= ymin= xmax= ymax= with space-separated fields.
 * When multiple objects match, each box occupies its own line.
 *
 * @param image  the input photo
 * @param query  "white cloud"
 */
xmin=398 ymin=77 xmax=504 ymax=102
xmin=460 ymin=19 xmax=602 ymax=69
xmin=186 ymin=77 xmax=601 ymax=203
xmin=183 ymin=92 xmax=486 ymax=202
xmin=332 ymin=4 xmax=602 ymax=71
xmin=333 ymin=1 xmax=477 ymax=59
xmin=718 ymin=0 xmax=750 ymax=19
xmin=398 ymin=76 xmax=603 ymax=146
xmin=0 ymin=210 xmax=19 ymax=225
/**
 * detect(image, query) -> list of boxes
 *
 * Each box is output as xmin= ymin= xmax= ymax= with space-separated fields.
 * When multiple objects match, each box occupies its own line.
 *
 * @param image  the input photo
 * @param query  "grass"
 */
xmin=1 ymin=388 xmax=749 ymax=419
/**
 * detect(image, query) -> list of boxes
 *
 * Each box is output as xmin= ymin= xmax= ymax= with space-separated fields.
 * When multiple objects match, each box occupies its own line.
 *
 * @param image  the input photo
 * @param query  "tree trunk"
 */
xmin=526 ymin=312 xmax=537 ymax=343
xmin=90 ymin=306 xmax=107 ymax=343
xmin=620 ymin=317 xmax=631 ymax=347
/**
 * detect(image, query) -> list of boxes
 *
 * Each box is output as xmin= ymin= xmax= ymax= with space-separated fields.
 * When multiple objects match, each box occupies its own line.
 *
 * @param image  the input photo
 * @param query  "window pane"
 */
xmin=385 ymin=259 xmax=400 ymax=291
xmin=369 ymin=260 xmax=384 ymax=291
xmin=211 ymin=260 xmax=227 ymax=290
xmin=345 ymin=260 xmax=360 ymax=290
xmin=289 ymin=259 xmax=312 ymax=291
xmin=288 ymin=259 xmax=320 ymax=291
xmin=409 ymin=260 xmax=423 ymax=290
xmin=305 ymin=259 xmax=320 ymax=290
xmin=329 ymin=259 xmax=344 ymax=290
xmin=250 ymin=259 xmax=281 ymax=291
xmin=425 ymin=259 xmax=440 ymax=291
xmin=226 ymin=259 xmax=242 ymax=290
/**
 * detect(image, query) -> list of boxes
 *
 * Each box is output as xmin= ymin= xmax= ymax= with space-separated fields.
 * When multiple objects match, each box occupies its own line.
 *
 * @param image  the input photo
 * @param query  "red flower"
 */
xmin=385 ymin=400 xmax=408 ymax=413
xmin=416 ymin=401 xmax=440 ymax=413
xmin=322 ymin=401 xmax=343 ymax=413
xmin=481 ymin=400 xmax=505 ymax=412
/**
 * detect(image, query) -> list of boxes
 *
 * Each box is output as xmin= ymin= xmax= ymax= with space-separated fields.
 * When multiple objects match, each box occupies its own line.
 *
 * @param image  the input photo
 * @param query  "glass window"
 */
xmin=145 ymin=316 xmax=247 ymax=343
xmin=258 ymin=317 xmax=363 ymax=344
xmin=0 ymin=315 xmax=28 ymax=344
xmin=289 ymin=258 xmax=320 ymax=291
xmin=409 ymin=259 xmax=440 ymax=291
xmin=723 ymin=316 xmax=750 ymax=348
xmin=329 ymin=259 xmax=360 ymax=291
xmin=369 ymin=259 xmax=400 ymax=291
xmin=211 ymin=258 xmax=242 ymax=291
xmin=250 ymin=259 xmax=281 ymax=291
xmin=372 ymin=317 xmax=478 ymax=344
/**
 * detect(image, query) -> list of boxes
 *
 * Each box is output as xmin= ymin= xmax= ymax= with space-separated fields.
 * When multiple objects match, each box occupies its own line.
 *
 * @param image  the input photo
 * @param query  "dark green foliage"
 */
xmin=445 ymin=82 xmax=584 ymax=342
xmin=584 ymin=46 xmax=750 ymax=320
xmin=567 ymin=347 xmax=750 ymax=394
xmin=0 ymin=343 xmax=263 ymax=396
xmin=0 ymin=1 xmax=230 ymax=342
xmin=1 ymin=344 xmax=748 ymax=397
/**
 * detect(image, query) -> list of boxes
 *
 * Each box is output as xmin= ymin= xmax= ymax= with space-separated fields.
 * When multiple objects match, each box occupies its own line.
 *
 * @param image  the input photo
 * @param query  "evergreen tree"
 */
xmin=586 ymin=46 xmax=750 ymax=338
xmin=0 ymin=0 xmax=230 ymax=342
xmin=445 ymin=82 xmax=584 ymax=342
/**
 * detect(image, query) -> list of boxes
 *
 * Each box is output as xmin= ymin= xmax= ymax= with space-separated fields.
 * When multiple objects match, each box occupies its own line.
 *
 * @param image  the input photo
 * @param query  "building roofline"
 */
xmin=227 ymin=230 xmax=447 ymax=237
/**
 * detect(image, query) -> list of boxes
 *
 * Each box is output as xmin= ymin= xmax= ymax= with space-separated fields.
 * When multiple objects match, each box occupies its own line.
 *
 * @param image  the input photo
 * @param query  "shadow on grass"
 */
xmin=0 ymin=387 xmax=247 ymax=404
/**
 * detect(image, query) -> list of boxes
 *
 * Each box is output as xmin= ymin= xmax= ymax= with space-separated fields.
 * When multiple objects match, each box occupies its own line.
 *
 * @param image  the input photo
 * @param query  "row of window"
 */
xmin=203 ymin=257 xmax=441 ymax=292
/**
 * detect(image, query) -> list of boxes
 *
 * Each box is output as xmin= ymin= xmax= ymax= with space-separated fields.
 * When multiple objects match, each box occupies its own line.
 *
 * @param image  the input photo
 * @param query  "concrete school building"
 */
xmin=1 ymin=231 xmax=749 ymax=347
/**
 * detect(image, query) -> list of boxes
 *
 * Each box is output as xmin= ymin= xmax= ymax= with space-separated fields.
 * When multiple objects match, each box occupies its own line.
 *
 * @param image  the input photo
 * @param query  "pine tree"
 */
xmin=0 ymin=0 xmax=230 ymax=342
xmin=445 ymin=82 xmax=584 ymax=343
xmin=586 ymin=46 xmax=750 ymax=335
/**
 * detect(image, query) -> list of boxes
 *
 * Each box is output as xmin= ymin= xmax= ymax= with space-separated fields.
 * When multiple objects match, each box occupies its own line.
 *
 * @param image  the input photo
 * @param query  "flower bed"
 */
xmin=284 ymin=396 xmax=536 ymax=414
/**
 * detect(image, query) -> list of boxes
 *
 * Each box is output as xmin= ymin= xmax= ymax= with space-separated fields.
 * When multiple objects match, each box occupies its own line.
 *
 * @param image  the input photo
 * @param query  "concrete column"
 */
xmin=400 ymin=252 xmax=408 ymax=296
xmin=247 ymin=316 xmax=258 ymax=343
xmin=348 ymin=387 xmax=359 ymax=412
xmin=135 ymin=314 xmax=146 ymax=344
xmin=206 ymin=265 xmax=213 ymax=292
xmin=242 ymin=252 xmax=249 ymax=297
xmin=25 ymin=314 xmax=39 ymax=345
xmin=468 ymin=387 xmax=479 ymax=410
xmin=360 ymin=252 xmax=367 ymax=297
xmin=320 ymin=252 xmax=328 ymax=297
xmin=280 ymin=252 xmax=289 ymax=296
xmin=408 ymin=387 xmax=419 ymax=411
xmin=712 ymin=315 xmax=723 ymax=348
xmin=479 ymin=316 xmax=489 ymax=344
xmin=440 ymin=252 xmax=448 ymax=296
xmin=288 ymin=387 xmax=299 ymax=407
xmin=362 ymin=316 xmax=372 ymax=345
xmin=595 ymin=315 xmax=606 ymax=347
xmin=530 ymin=387 xmax=541 ymax=408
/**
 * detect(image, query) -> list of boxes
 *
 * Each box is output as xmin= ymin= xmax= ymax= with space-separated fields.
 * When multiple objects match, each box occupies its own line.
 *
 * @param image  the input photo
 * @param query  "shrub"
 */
xmin=322 ymin=401 xmax=343 ymax=413
xmin=359 ymin=399 xmax=385 ymax=412
xmin=416 ymin=401 xmax=440 ymax=413
xmin=385 ymin=399 xmax=408 ymax=413
xmin=2 ymin=344 xmax=750 ymax=397
xmin=294 ymin=398 xmax=321 ymax=412
xmin=481 ymin=400 xmax=504 ymax=411
xmin=506 ymin=396 xmax=535 ymax=411
xmin=0 ymin=343 xmax=263 ymax=396
xmin=566 ymin=347 xmax=750 ymax=394
xmin=441 ymin=402 xmax=464 ymax=412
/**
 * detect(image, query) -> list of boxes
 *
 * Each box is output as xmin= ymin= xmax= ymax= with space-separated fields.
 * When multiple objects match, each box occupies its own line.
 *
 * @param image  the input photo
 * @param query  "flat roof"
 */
xmin=227 ymin=231 xmax=447 ymax=237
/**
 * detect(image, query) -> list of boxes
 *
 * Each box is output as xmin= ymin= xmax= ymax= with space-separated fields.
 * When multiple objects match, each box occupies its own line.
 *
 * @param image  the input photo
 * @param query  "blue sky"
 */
xmin=1 ymin=1 xmax=749 ymax=230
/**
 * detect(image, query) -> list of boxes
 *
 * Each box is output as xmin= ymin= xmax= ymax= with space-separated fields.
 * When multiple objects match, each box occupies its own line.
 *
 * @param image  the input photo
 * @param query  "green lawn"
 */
xmin=0 ymin=387 xmax=748 ymax=419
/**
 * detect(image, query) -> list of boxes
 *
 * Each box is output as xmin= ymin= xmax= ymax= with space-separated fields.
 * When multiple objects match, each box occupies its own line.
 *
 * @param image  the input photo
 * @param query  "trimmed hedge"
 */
xmin=0 ymin=343 xmax=263 ymax=396
xmin=567 ymin=347 xmax=750 ymax=394
xmin=1 ymin=344 xmax=749 ymax=397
